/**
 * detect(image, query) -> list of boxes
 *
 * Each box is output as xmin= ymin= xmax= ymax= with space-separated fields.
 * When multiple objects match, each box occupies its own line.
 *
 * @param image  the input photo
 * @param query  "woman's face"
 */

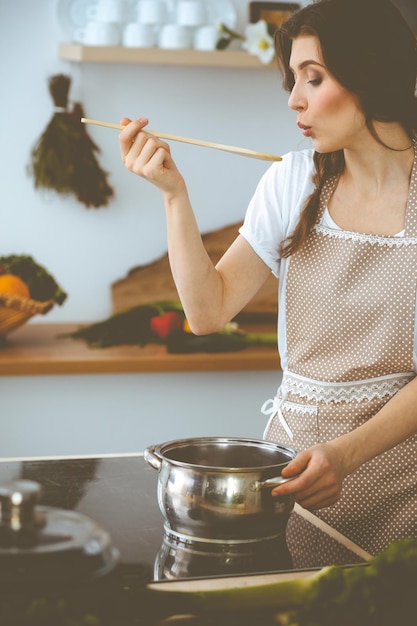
xmin=288 ymin=35 xmax=366 ymax=152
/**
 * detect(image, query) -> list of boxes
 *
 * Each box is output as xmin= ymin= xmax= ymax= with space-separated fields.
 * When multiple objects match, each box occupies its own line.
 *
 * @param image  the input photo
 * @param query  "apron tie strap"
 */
xmin=261 ymin=396 xmax=294 ymax=441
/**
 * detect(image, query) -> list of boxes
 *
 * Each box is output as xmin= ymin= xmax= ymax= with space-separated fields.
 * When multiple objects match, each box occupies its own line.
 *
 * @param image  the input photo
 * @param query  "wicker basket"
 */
xmin=0 ymin=292 xmax=55 ymax=335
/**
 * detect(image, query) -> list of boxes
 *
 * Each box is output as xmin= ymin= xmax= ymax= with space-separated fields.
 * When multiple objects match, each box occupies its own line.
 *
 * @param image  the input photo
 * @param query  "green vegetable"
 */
xmin=0 ymin=255 xmax=67 ymax=304
xmin=144 ymin=568 xmax=320 ymax=617
xmin=65 ymin=301 xmax=183 ymax=348
xmin=140 ymin=538 xmax=417 ymax=623
xmin=65 ymin=301 xmax=277 ymax=353
xmin=166 ymin=330 xmax=277 ymax=353
xmin=290 ymin=537 xmax=417 ymax=626
xmin=166 ymin=330 xmax=249 ymax=353
xmin=3 ymin=541 xmax=414 ymax=624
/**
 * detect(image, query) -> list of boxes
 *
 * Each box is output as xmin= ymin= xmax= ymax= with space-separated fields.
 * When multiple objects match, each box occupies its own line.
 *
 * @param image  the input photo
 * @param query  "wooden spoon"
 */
xmin=81 ymin=118 xmax=282 ymax=162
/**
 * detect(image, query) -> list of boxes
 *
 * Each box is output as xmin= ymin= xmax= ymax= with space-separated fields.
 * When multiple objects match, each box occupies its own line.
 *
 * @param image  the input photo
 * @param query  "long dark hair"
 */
xmin=276 ymin=0 xmax=417 ymax=258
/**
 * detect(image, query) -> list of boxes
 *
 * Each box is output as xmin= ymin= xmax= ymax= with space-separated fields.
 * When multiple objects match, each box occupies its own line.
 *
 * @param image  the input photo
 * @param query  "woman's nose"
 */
xmin=288 ymin=85 xmax=306 ymax=112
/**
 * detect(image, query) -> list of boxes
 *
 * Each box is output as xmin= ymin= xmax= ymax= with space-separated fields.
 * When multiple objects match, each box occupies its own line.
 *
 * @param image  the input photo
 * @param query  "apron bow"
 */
xmin=261 ymin=395 xmax=294 ymax=440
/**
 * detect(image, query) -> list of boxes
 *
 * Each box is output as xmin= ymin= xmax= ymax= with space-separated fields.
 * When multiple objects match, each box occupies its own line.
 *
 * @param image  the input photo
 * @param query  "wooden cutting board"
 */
xmin=111 ymin=222 xmax=278 ymax=319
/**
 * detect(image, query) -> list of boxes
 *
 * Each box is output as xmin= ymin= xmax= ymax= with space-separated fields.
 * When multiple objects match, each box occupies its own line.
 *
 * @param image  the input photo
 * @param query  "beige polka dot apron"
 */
xmin=264 ymin=140 xmax=417 ymax=556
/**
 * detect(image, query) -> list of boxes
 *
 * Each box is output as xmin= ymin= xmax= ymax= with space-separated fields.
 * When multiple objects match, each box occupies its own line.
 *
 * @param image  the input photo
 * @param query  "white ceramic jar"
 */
xmin=86 ymin=0 xmax=128 ymax=24
xmin=193 ymin=24 xmax=219 ymax=50
xmin=158 ymin=23 xmax=193 ymax=49
xmin=74 ymin=20 xmax=121 ymax=45
xmin=176 ymin=0 xmax=206 ymax=27
xmin=136 ymin=0 xmax=168 ymax=25
xmin=122 ymin=22 xmax=157 ymax=47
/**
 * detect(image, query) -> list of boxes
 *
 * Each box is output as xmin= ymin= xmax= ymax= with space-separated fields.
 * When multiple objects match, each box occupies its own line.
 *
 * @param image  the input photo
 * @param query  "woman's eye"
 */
xmin=307 ymin=77 xmax=322 ymax=86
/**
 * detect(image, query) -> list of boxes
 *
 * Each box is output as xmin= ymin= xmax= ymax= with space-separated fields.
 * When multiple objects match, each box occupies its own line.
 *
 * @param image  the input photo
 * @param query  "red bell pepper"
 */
xmin=150 ymin=311 xmax=183 ymax=339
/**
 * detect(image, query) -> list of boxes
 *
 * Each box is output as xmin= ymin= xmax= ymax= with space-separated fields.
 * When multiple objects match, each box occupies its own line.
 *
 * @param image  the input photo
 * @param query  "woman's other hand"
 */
xmin=272 ymin=443 xmax=347 ymax=510
xmin=119 ymin=117 xmax=186 ymax=197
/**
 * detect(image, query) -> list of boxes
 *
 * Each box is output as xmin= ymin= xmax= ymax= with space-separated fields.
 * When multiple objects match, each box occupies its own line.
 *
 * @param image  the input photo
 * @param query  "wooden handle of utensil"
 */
xmin=81 ymin=118 xmax=282 ymax=162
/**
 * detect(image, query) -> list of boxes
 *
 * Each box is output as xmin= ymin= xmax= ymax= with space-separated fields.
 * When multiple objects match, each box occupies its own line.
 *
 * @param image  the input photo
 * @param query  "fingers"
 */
xmin=272 ymin=450 xmax=312 ymax=495
xmin=118 ymin=115 xmax=185 ymax=195
xmin=280 ymin=450 xmax=311 ymax=477
xmin=298 ymin=491 xmax=340 ymax=510
xmin=119 ymin=117 xmax=173 ymax=180
xmin=294 ymin=480 xmax=341 ymax=509
xmin=119 ymin=117 xmax=149 ymax=162
xmin=274 ymin=475 xmax=341 ymax=510
xmin=120 ymin=116 xmax=149 ymax=138
xmin=128 ymin=138 xmax=171 ymax=180
xmin=271 ymin=445 xmax=344 ymax=510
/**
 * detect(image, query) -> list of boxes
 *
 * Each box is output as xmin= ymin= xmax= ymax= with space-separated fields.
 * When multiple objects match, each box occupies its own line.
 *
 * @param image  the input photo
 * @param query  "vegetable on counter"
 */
xmin=286 ymin=536 xmax=417 ymax=626
xmin=65 ymin=301 xmax=277 ymax=353
xmin=142 ymin=538 xmax=417 ymax=625
xmin=65 ymin=302 xmax=184 ymax=348
xmin=1 ymin=540 xmax=414 ymax=624
xmin=150 ymin=311 xmax=183 ymax=339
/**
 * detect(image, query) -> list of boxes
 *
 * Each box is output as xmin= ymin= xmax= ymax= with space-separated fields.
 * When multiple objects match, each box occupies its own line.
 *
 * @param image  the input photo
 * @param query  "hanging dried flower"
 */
xmin=71 ymin=103 xmax=114 ymax=208
xmin=28 ymin=74 xmax=114 ymax=209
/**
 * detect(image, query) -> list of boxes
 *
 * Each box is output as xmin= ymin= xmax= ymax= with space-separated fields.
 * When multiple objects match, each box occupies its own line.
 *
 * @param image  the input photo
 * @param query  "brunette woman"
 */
xmin=119 ymin=0 xmax=417 ymax=555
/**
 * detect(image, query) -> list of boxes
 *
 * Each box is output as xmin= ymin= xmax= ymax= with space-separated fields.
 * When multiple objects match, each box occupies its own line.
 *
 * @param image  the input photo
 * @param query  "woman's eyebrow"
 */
xmin=289 ymin=59 xmax=326 ymax=72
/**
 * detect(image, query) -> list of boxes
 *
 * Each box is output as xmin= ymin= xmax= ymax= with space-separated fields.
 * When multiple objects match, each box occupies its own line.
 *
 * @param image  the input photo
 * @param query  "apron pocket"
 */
xmin=264 ymin=400 xmax=319 ymax=448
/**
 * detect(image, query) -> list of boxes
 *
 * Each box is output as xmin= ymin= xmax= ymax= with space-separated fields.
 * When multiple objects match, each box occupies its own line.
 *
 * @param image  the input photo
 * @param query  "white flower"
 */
xmin=242 ymin=20 xmax=275 ymax=64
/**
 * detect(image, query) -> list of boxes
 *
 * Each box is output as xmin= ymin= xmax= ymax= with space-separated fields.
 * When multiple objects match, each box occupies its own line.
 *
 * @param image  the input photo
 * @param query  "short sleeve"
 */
xmin=239 ymin=149 xmax=316 ymax=277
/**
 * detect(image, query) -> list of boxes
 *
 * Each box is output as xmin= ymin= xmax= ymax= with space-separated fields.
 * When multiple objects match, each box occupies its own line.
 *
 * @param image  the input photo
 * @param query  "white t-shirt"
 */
xmin=239 ymin=149 xmax=315 ymax=278
xmin=239 ymin=149 xmax=417 ymax=373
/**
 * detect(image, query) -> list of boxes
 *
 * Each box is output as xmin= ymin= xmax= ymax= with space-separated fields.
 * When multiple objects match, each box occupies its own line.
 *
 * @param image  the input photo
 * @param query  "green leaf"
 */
xmin=63 ymin=301 xmax=184 ymax=348
xmin=216 ymin=37 xmax=232 ymax=50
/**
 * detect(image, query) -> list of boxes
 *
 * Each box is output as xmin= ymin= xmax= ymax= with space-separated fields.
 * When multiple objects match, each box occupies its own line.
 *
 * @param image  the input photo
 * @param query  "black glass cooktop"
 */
xmin=0 ymin=454 xmax=365 ymax=582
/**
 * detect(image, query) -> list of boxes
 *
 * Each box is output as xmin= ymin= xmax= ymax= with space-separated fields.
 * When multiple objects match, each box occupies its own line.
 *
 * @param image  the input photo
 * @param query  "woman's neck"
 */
xmin=328 ymin=127 xmax=414 ymax=236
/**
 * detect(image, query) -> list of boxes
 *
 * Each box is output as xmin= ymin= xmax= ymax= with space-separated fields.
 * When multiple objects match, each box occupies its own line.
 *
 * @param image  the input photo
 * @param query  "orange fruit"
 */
xmin=183 ymin=319 xmax=193 ymax=333
xmin=0 ymin=274 xmax=30 ymax=298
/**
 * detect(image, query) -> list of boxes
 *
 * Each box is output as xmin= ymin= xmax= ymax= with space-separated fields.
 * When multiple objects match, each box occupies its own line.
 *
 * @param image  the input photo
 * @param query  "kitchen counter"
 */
xmin=0 ymin=322 xmax=280 ymax=376
xmin=0 ymin=452 xmax=371 ymax=625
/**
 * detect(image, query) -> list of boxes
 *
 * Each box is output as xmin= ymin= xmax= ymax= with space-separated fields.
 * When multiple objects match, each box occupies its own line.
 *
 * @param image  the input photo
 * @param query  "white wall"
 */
xmin=0 ymin=0 xmax=307 ymax=457
xmin=0 ymin=370 xmax=282 ymax=457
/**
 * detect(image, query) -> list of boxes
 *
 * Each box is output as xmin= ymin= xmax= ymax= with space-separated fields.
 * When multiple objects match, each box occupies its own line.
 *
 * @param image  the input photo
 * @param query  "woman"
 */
xmin=119 ymin=0 xmax=417 ymax=555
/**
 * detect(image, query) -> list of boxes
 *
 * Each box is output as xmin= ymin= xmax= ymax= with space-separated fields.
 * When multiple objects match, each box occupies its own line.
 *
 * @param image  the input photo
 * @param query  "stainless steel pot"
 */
xmin=144 ymin=437 xmax=298 ymax=543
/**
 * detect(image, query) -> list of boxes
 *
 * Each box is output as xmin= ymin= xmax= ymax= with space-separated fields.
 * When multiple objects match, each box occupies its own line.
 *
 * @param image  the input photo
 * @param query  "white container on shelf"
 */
xmin=136 ymin=0 xmax=168 ymax=25
xmin=176 ymin=0 xmax=206 ymax=27
xmin=193 ymin=24 xmax=219 ymax=50
xmin=158 ymin=23 xmax=193 ymax=48
xmin=74 ymin=20 xmax=121 ymax=45
xmin=86 ymin=0 xmax=128 ymax=24
xmin=122 ymin=22 xmax=157 ymax=47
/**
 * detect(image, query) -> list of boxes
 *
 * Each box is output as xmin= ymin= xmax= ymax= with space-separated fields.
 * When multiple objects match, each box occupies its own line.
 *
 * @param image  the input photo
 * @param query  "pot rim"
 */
xmin=146 ymin=436 xmax=297 ymax=472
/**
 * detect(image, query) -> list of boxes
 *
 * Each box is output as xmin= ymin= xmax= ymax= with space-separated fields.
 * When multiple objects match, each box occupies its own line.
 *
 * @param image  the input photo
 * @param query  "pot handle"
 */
xmin=143 ymin=446 xmax=162 ymax=471
xmin=250 ymin=473 xmax=301 ymax=491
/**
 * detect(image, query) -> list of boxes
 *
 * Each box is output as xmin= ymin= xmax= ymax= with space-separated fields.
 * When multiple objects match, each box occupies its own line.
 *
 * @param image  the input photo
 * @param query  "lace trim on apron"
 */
xmin=281 ymin=370 xmax=415 ymax=403
xmin=261 ymin=371 xmax=415 ymax=441
xmin=314 ymin=224 xmax=417 ymax=247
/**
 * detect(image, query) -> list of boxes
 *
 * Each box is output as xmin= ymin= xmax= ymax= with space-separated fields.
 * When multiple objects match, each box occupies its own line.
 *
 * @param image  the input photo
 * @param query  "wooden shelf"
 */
xmin=58 ymin=43 xmax=274 ymax=68
xmin=0 ymin=322 xmax=280 ymax=376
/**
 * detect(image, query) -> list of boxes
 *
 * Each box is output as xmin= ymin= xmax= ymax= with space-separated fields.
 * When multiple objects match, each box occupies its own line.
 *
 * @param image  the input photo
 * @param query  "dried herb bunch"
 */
xmin=29 ymin=74 xmax=114 ymax=208
xmin=71 ymin=102 xmax=114 ymax=208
